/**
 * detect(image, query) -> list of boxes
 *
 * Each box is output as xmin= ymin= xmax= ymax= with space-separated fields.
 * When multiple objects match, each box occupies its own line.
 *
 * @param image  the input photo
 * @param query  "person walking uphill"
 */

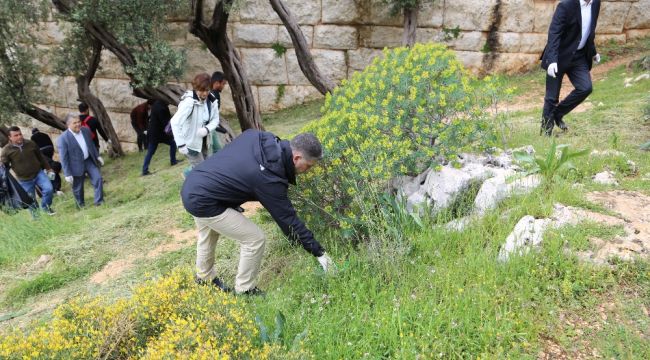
xmin=57 ymin=113 xmax=105 ymax=208
xmin=79 ymin=102 xmax=110 ymax=151
xmin=170 ymin=73 xmax=220 ymax=169
xmin=540 ymin=0 xmax=601 ymax=136
xmin=181 ymin=130 xmax=335 ymax=295
xmin=1 ymin=126 xmax=56 ymax=215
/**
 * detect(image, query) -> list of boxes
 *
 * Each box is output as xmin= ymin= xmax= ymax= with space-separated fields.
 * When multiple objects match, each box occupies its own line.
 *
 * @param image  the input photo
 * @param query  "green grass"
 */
xmin=1 ymin=45 xmax=650 ymax=357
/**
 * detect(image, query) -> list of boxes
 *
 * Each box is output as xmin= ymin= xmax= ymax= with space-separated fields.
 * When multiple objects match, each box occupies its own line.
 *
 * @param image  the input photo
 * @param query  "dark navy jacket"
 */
xmin=181 ymin=129 xmax=324 ymax=257
xmin=540 ymin=0 xmax=600 ymax=72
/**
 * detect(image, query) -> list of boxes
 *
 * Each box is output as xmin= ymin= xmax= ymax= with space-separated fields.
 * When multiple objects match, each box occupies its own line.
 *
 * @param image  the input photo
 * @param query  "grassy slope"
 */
xmin=1 ymin=46 xmax=649 ymax=358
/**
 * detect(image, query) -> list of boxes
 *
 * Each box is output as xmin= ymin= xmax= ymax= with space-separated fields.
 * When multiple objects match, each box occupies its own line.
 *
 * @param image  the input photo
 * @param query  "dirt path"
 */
xmin=504 ymin=53 xmax=649 ymax=114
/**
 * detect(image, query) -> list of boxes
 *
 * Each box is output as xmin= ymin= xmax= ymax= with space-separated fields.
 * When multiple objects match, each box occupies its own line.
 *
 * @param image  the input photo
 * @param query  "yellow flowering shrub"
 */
xmin=295 ymin=43 xmax=496 ymax=238
xmin=0 ymin=270 xmax=309 ymax=359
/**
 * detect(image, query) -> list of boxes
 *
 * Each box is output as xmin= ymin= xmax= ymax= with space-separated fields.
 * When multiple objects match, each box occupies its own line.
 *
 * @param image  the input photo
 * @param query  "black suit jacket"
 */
xmin=540 ymin=0 xmax=600 ymax=72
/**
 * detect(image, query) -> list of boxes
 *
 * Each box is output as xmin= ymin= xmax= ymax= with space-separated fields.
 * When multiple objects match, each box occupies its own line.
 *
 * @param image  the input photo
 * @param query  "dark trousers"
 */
xmin=72 ymin=158 xmax=104 ymax=207
xmin=543 ymin=48 xmax=593 ymax=121
xmin=142 ymin=138 xmax=178 ymax=174
xmin=136 ymin=130 xmax=148 ymax=152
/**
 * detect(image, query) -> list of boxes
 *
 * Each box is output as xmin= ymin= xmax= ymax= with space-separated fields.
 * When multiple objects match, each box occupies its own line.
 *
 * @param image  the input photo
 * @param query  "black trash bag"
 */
xmin=0 ymin=165 xmax=35 ymax=213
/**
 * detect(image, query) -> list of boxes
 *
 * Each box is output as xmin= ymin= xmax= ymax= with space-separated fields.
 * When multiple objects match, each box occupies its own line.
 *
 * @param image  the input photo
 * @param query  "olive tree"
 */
xmin=0 ymin=0 xmax=66 ymax=129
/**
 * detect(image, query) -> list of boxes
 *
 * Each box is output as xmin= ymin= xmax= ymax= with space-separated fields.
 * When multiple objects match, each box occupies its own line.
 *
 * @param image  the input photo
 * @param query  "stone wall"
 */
xmin=32 ymin=0 xmax=650 ymax=151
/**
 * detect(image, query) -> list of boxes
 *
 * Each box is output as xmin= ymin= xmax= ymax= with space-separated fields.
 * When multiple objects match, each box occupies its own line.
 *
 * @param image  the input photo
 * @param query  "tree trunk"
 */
xmin=190 ymin=0 xmax=263 ymax=131
xmin=52 ymin=0 xmax=184 ymax=105
xmin=402 ymin=6 xmax=418 ymax=47
xmin=269 ymin=0 xmax=335 ymax=95
xmin=76 ymin=40 xmax=124 ymax=157
xmin=20 ymin=105 xmax=66 ymax=131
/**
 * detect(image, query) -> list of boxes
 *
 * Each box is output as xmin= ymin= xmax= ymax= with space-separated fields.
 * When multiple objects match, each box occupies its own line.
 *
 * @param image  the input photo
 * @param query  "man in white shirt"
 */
xmin=56 ymin=113 xmax=105 ymax=207
xmin=539 ymin=0 xmax=601 ymax=136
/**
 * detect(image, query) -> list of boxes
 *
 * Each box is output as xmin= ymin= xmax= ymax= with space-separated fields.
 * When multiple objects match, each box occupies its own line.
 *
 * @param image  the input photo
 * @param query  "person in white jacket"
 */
xmin=170 ymin=73 xmax=220 ymax=168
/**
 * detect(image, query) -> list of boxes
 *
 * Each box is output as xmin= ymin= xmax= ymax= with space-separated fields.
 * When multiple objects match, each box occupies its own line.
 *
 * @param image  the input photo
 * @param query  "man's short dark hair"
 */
xmin=290 ymin=133 xmax=322 ymax=161
xmin=8 ymin=126 xmax=21 ymax=134
xmin=211 ymin=71 xmax=225 ymax=84
xmin=78 ymin=102 xmax=89 ymax=113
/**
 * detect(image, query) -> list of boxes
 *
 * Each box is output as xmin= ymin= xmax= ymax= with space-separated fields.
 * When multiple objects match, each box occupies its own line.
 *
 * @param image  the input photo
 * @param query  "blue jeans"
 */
xmin=72 ymin=158 xmax=103 ymax=207
xmin=18 ymin=170 xmax=53 ymax=211
xmin=142 ymin=138 xmax=178 ymax=174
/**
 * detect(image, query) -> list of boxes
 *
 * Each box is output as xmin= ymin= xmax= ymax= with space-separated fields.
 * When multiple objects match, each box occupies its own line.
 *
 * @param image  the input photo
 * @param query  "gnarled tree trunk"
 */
xmin=76 ymin=40 xmax=124 ymax=156
xmin=20 ymin=105 xmax=66 ymax=130
xmin=190 ymin=0 xmax=262 ymax=131
xmin=269 ymin=0 xmax=335 ymax=95
xmin=402 ymin=6 xmax=418 ymax=47
xmin=52 ymin=0 xmax=184 ymax=105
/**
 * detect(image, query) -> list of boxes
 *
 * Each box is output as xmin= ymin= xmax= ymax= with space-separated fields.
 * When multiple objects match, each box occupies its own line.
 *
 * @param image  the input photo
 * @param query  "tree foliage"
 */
xmin=0 ymin=0 xmax=49 ymax=125
xmin=58 ymin=0 xmax=187 ymax=89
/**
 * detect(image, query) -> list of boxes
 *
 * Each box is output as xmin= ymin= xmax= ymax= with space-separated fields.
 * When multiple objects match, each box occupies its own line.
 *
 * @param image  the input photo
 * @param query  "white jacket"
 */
xmin=170 ymin=91 xmax=219 ymax=152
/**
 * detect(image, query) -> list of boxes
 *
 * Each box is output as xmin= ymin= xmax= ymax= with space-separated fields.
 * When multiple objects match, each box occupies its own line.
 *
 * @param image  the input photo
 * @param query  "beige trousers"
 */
xmin=194 ymin=208 xmax=266 ymax=293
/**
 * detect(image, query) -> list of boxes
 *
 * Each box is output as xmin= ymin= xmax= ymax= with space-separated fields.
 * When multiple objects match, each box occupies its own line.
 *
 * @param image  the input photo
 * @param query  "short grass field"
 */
xmin=1 ymin=39 xmax=649 ymax=358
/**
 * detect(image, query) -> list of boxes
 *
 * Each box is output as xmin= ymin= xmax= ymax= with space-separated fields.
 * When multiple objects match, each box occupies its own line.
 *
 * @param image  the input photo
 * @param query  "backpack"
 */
xmin=81 ymin=115 xmax=97 ymax=140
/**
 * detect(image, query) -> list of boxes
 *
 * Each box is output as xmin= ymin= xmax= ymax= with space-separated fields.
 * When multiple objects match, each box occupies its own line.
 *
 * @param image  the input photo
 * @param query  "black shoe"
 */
xmin=540 ymin=114 xmax=554 ymax=137
xmin=554 ymin=114 xmax=568 ymax=132
xmin=235 ymin=206 xmax=245 ymax=213
xmin=171 ymin=159 xmax=184 ymax=166
xmin=239 ymin=287 xmax=265 ymax=296
xmin=44 ymin=208 xmax=56 ymax=216
xmin=142 ymin=170 xmax=152 ymax=176
xmin=195 ymin=275 xmax=231 ymax=292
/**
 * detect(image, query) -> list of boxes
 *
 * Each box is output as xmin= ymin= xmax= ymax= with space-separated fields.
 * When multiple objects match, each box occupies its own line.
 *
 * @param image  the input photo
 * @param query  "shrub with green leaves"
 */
xmin=294 ymin=43 xmax=496 ymax=239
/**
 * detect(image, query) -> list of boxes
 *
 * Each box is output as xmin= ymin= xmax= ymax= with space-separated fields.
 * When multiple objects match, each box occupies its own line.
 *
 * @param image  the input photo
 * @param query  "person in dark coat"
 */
xmin=141 ymin=100 xmax=180 ymax=176
xmin=78 ymin=102 xmax=110 ymax=150
xmin=31 ymin=128 xmax=62 ymax=193
xmin=130 ymin=100 xmax=152 ymax=152
xmin=539 ymin=0 xmax=601 ymax=136
xmin=0 ymin=125 xmax=10 ymax=148
xmin=181 ymin=130 xmax=334 ymax=295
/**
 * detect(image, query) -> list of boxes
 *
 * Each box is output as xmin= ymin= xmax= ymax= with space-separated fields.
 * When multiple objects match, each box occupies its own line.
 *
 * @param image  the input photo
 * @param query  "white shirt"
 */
xmin=70 ymin=129 xmax=89 ymax=160
xmin=577 ymin=0 xmax=592 ymax=50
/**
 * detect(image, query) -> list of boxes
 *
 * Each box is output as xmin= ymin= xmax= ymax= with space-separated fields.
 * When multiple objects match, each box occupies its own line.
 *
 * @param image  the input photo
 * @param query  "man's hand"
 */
xmin=196 ymin=127 xmax=208 ymax=138
xmin=65 ymin=176 xmax=73 ymax=183
xmin=97 ymin=156 xmax=104 ymax=166
xmin=317 ymin=253 xmax=335 ymax=272
xmin=547 ymin=63 xmax=558 ymax=78
xmin=593 ymin=53 xmax=601 ymax=64
xmin=178 ymin=145 xmax=189 ymax=155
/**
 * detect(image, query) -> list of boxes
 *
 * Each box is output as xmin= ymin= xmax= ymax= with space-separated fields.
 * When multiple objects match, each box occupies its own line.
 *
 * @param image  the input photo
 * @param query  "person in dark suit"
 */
xmin=141 ymin=100 xmax=180 ymax=176
xmin=57 ymin=113 xmax=104 ymax=207
xmin=78 ymin=102 xmax=110 ymax=151
xmin=540 ymin=0 xmax=601 ymax=136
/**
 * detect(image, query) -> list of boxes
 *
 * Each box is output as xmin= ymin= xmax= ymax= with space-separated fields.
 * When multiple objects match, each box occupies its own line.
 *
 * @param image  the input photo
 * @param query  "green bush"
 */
xmin=294 ymin=43 xmax=496 ymax=239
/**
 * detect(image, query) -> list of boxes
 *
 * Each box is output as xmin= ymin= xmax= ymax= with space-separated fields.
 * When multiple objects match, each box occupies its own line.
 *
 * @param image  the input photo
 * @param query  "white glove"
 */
xmin=143 ymin=130 xmax=147 ymax=135
xmin=97 ymin=156 xmax=104 ymax=166
xmin=107 ymin=139 xmax=112 ymax=145
xmin=178 ymin=146 xmax=189 ymax=155
xmin=547 ymin=63 xmax=558 ymax=78
xmin=317 ymin=253 xmax=334 ymax=272
xmin=593 ymin=53 xmax=601 ymax=64
xmin=47 ymin=170 xmax=55 ymax=181
xmin=65 ymin=176 xmax=73 ymax=183
xmin=196 ymin=127 xmax=208 ymax=138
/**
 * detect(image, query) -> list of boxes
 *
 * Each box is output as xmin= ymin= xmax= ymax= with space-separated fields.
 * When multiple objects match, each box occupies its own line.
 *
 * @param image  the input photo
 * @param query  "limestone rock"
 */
xmin=454 ymin=51 xmax=485 ymax=71
xmin=182 ymin=47 xmax=222 ymax=82
xmin=286 ymin=49 xmax=347 ymax=85
xmin=314 ymin=25 xmax=358 ymax=50
xmin=321 ymin=0 xmax=360 ymax=24
xmin=419 ymin=1 xmax=444 ymax=27
xmin=597 ymin=0 xmax=632 ymax=33
xmin=445 ymin=216 xmax=473 ymax=232
xmin=423 ymin=163 xmax=494 ymax=212
xmin=533 ymin=1 xmax=555 ymax=33
xmin=277 ymin=25 xmax=314 ymax=48
xmin=590 ymin=149 xmax=626 ymax=157
xmin=625 ymin=0 xmax=650 ymax=29
xmin=500 ymin=0 xmax=535 ymax=33
xmin=257 ymin=85 xmax=321 ymax=113
xmin=447 ymin=31 xmax=486 ymax=52
xmin=348 ymin=48 xmax=385 ymax=73
xmin=473 ymin=174 xmax=510 ymax=215
xmin=443 ymin=0 xmax=498 ymax=31
xmin=359 ymin=26 xmax=403 ymax=48
xmin=498 ymin=215 xmax=551 ymax=262
xmin=238 ymin=0 xmax=320 ymax=25
xmin=233 ymin=24 xmax=278 ymax=46
xmin=240 ymin=48 xmax=288 ymax=85
xmin=91 ymin=79 xmax=141 ymax=112
xmin=491 ymin=53 xmax=540 ymax=74
xmin=593 ymin=171 xmax=619 ymax=186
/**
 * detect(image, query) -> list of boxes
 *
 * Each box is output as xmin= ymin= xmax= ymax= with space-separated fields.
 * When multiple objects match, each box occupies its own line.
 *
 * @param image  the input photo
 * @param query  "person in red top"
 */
xmin=78 ymin=102 xmax=110 ymax=151
xmin=130 ymin=100 xmax=153 ymax=152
